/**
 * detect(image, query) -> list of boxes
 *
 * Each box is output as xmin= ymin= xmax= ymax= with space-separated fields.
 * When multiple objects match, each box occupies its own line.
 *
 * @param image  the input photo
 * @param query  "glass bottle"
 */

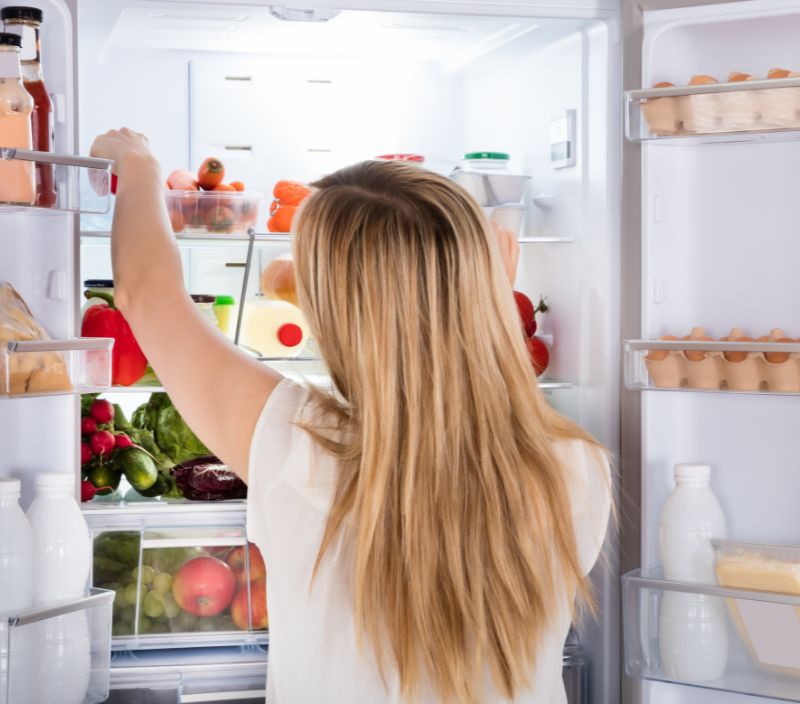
xmin=0 ymin=32 xmax=34 ymax=205
xmin=2 ymin=6 xmax=55 ymax=207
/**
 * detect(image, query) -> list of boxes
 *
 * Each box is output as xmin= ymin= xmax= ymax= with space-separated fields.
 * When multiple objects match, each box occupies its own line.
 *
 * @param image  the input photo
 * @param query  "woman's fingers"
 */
xmin=490 ymin=220 xmax=520 ymax=286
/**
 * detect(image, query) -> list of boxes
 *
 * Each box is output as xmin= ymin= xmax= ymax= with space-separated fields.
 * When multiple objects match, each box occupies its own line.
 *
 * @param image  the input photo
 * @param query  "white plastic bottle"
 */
xmin=0 ymin=478 xmax=35 ymax=704
xmin=26 ymin=472 xmax=92 ymax=704
xmin=658 ymin=463 xmax=728 ymax=682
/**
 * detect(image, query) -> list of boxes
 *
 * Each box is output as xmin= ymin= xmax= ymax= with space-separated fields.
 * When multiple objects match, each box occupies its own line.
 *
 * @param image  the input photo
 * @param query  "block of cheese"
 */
xmin=714 ymin=540 xmax=800 ymax=676
xmin=0 ymin=283 xmax=71 ymax=395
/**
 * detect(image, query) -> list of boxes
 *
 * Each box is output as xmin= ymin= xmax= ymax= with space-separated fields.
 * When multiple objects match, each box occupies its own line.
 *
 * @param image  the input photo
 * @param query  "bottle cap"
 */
xmin=84 ymin=279 xmax=114 ymax=289
xmin=0 ymin=32 xmax=22 ymax=48
xmin=215 ymin=295 xmax=235 ymax=305
xmin=35 ymin=472 xmax=73 ymax=489
xmin=0 ymin=478 xmax=21 ymax=496
xmin=277 ymin=323 xmax=303 ymax=348
xmin=674 ymin=463 xmax=711 ymax=480
xmin=191 ymin=294 xmax=216 ymax=304
xmin=1 ymin=6 xmax=44 ymax=23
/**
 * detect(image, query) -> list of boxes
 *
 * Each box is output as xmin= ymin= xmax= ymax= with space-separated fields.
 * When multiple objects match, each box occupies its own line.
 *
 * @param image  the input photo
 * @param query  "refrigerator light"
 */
xmin=269 ymin=6 xmax=341 ymax=22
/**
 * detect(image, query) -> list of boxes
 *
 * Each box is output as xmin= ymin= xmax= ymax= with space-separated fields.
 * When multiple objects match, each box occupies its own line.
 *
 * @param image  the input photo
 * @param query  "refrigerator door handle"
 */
xmin=0 ymin=147 xmax=113 ymax=171
xmin=6 ymin=337 xmax=114 ymax=353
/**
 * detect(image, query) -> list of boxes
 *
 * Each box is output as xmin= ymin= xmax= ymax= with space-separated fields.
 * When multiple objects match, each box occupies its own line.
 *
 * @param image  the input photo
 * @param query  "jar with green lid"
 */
xmin=460 ymin=151 xmax=512 ymax=173
xmin=191 ymin=294 xmax=217 ymax=328
xmin=213 ymin=295 xmax=235 ymax=336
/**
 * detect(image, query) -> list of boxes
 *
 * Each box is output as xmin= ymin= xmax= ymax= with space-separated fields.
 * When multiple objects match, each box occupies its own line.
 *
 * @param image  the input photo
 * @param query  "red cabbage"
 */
xmin=171 ymin=456 xmax=247 ymax=501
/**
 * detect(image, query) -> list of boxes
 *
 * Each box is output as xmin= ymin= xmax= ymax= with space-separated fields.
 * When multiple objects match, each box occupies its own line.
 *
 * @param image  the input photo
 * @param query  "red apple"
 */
xmin=172 ymin=556 xmax=236 ymax=617
xmin=227 ymin=543 xmax=266 ymax=587
xmin=513 ymin=291 xmax=536 ymax=336
xmin=526 ymin=336 xmax=550 ymax=377
xmin=231 ymin=579 xmax=268 ymax=631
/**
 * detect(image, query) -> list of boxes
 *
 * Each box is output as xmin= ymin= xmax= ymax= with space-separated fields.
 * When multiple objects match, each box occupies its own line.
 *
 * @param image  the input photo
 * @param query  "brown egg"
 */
xmin=768 ymin=68 xmax=792 ymax=79
xmin=722 ymin=332 xmax=754 ymax=363
xmin=653 ymin=81 xmax=675 ymax=89
xmin=759 ymin=334 xmax=793 ymax=364
xmin=689 ymin=75 xmax=719 ymax=85
xmin=728 ymin=72 xmax=754 ymax=82
xmin=683 ymin=328 xmax=713 ymax=361
xmin=646 ymin=335 xmax=678 ymax=362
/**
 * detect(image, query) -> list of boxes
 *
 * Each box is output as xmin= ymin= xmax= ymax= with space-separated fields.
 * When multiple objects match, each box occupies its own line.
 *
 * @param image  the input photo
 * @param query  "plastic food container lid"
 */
xmin=464 ymin=152 xmax=510 ymax=161
xmin=191 ymin=294 xmax=216 ymax=304
xmin=35 ymin=472 xmax=74 ymax=488
xmin=277 ymin=323 xmax=303 ymax=347
xmin=1 ymin=6 xmax=44 ymax=23
xmin=214 ymin=295 xmax=235 ymax=305
xmin=84 ymin=279 xmax=114 ymax=289
xmin=0 ymin=32 xmax=22 ymax=48
xmin=674 ymin=463 xmax=711 ymax=480
xmin=375 ymin=154 xmax=425 ymax=163
xmin=0 ymin=478 xmax=21 ymax=495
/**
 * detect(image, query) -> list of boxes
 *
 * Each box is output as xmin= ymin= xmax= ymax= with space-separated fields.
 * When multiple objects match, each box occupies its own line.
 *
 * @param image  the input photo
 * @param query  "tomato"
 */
xmin=526 ymin=336 xmax=550 ymax=377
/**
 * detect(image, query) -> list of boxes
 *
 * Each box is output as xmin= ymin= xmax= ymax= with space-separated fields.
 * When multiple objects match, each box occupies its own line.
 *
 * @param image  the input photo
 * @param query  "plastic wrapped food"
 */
xmin=171 ymin=456 xmax=247 ymax=501
xmin=0 ymin=282 xmax=71 ymax=395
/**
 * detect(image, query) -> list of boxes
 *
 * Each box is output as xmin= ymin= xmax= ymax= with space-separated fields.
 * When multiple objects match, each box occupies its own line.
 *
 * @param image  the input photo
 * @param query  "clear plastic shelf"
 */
xmin=2 ymin=337 xmax=113 ymax=398
xmin=625 ymin=76 xmax=800 ymax=144
xmin=0 ymin=148 xmax=112 ymax=213
xmin=624 ymin=568 xmax=800 ymax=701
xmin=624 ymin=339 xmax=800 ymax=395
xmin=2 ymin=588 xmax=115 ymax=704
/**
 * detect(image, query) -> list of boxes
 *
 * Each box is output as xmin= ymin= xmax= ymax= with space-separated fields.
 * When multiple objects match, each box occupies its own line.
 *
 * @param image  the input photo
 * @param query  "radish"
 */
xmin=114 ymin=433 xmax=133 ymax=449
xmin=81 ymin=480 xmax=112 ymax=503
xmin=90 ymin=399 xmax=114 ymax=424
xmin=81 ymin=416 xmax=97 ymax=435
xmin=90 ymin=430 xmax=116 ymax=457
xmin=80 ymin=443 xmax=93 ymax=465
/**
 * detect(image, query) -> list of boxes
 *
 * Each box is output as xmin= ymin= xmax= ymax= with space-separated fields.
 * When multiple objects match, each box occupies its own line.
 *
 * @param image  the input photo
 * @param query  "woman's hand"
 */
xmin=491 ymin=221 xmax=520 ymax=286
xmin=90 ymin=127 xmax=154 ymax=173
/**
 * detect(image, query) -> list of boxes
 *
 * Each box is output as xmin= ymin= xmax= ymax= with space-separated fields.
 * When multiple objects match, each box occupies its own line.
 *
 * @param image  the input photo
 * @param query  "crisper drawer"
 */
xmin=103 ymin=646 xmax=267 ymax=703
xmin=624 ymin=569 xmax=800 ymax=701
xmin=83 ymin=503 xmax=268 ymax=651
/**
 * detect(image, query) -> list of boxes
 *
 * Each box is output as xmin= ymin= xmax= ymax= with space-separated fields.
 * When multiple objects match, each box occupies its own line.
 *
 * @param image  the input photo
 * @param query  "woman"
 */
xmin=91 ymin=129 xmax=611 ymax=704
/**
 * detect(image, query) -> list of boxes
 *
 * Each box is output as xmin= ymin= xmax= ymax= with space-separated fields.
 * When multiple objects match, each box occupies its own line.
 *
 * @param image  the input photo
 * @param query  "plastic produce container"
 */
xmin=1 ymin=588 xmax=114 ymax=704
xmin=164 ymin=191 xmax=263 ymax=235
xmin=451 ymin=152 xmax=529 ymax=206
xmin=483 ymin=205 xmax=525 ymax=238
xmin=84 ymin=503 xmax=268 ymax=650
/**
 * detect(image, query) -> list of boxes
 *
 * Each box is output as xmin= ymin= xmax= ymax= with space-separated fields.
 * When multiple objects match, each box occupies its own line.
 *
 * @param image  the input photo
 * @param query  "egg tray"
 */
xmin=644 ymin=350 xmax=800 ymax=392
xmin=630 ymin=77 xmax=800 ymax=138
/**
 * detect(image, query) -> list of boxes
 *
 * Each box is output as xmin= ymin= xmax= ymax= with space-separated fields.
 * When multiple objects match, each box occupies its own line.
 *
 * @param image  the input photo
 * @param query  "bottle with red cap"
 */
xmin=241 ymin=296 xmax=309 ymax=358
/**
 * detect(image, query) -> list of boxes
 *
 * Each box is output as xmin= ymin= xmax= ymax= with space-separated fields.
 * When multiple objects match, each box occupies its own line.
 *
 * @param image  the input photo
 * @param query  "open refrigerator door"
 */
xmin=622 ymin=0 xmax=800 ymax=702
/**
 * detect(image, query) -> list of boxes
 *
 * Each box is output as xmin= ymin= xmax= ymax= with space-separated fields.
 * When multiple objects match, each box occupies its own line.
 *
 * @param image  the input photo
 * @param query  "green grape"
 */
xmin=152 ymin=572 xmax=172 ymax=595
xmin=162 ymin=593 xmax=180 ymax=619
xmin=175 ymin=611 xmax=197 ymax=632
xmin=122 ymin=583 xmax=139 ymax=607
xmin=138 ymin=617 xmax=152 ymax=635
xmin=143 ymin=591 xmax=165 ymax=619
xmin=133 ymin=565 xmax=156 ymax=585
xmin=120 ymin=605 xmax=136 ymax=624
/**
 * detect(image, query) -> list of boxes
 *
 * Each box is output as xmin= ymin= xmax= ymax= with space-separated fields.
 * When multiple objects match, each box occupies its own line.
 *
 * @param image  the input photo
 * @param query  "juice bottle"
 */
xmin=2 ymin=7 xmax=56 ymax=207
xmin=0 ymin=32 xmax=34 ymax=205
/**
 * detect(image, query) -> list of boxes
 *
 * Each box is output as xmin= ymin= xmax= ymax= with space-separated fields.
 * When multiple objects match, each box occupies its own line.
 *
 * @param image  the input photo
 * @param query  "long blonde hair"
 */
xmin=292 ymin=160 xmax=605 ymax=703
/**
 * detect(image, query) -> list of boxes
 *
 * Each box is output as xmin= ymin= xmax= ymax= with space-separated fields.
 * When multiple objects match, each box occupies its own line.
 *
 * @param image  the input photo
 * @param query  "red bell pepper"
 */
xmin=81 ymin=291 xmax=147 ymax=386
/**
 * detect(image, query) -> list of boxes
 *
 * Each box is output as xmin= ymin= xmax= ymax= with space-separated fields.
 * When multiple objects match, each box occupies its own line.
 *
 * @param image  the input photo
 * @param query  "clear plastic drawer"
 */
xmin=2 ymin=337 xmax=113 ymax=398
xmin=2 ymin=588 xmax=114 ymax=704
xmin=84 ymin=504 xmax=268 ymax=650
xmin=624 ymin=569 xmax=800 ymax=701
xmin=0 ymin=148 xmax=112 ymax=214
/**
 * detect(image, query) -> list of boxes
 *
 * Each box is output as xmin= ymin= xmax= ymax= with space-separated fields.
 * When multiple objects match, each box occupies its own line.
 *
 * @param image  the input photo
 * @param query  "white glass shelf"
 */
xmin=519 ymin=236 xmax=574 ymax=244
xmin=626 ymin=76 xmax=800 ymax=144
xmin=625 ymin=339 xmax=800 ymax=395
xmin=81 ymin=230 xmax=291 ymax=244
xmin=624 ymin=568 xmax=800 ymax=702
xmin=0 ymin=148 xmax=112 ymax=213
xmin=2 ymin=337 xmax=113 ymax=398
xmin=538 ymin=379 xmax=573 ymax=390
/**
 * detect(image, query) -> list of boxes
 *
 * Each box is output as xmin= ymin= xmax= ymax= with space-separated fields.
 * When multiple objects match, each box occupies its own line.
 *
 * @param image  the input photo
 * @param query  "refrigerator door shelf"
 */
xmin=624 ymin=568 xmax=800 ymax=702
xmin=2 ymin=588 xmax=114 ymax=704
xmin=1 ymin=337 xmax=113 ymax=398
xmin=0 ymin=148 xmax=112 ymax=214
xmin=626 ymin=77 xmax=800 ymax=144
xmin=84 ymin=505 xmax=268 ymax=652
xmin=625 ymin=339 xmax=800 ymax=395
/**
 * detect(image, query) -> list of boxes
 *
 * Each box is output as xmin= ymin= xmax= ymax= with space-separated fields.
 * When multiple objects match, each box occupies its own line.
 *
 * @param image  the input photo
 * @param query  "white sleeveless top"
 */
xmin=247 ymin=378 xmax=611 ymax=704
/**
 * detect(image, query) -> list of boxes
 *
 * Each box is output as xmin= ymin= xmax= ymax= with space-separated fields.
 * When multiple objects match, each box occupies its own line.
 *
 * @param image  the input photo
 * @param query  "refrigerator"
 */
xmin=6 ymin=0 xmax=800 ymax=702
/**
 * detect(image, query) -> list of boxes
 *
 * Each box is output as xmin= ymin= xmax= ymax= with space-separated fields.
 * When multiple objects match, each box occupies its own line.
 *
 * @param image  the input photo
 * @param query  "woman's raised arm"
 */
xmin=91 ymin=128 xmax=281 ymax=481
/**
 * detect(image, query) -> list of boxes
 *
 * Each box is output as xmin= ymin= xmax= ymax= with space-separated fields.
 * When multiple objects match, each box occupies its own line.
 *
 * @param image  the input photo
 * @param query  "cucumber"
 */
xmin=136 ymin=472 xmax=171 ymax=498
xmin=87 ymin=463 xmax=122 ymax=493
xmin=117 ymin=448 xmax=158 ymax=492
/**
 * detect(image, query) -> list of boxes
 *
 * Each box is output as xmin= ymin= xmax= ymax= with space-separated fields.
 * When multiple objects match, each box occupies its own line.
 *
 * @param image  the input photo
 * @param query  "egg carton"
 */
xmin=639 ymin=329 xmax=800 ymax=393
xmin=635 ymin=76 xmax=800 ymax=137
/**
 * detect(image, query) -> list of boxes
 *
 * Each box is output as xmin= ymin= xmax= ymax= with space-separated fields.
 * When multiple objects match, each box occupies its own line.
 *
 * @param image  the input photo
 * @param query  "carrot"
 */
xmin=267 ymin=205 xmax=297 ymax=233
xmin=198 ymin=158 xmax=225 ymax=190
xmin=167 ymin=169 xmax=198 ymax=191
xmin=168 ymin=207 xmax=185 ymax=234
xmin=230 ymin=181 xmax=245 ymax=192
xmin=213 ymin=184 xmax=236 ymax=192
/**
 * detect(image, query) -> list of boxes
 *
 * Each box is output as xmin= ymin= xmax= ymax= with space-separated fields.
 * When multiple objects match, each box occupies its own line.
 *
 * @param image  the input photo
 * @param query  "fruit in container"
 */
xmin=172 ymin=556 xmax=236 ymax=617
xmin=227 ymin=543 xmax=266 ymax=587
xmin=231 ymin=578 xmax=268 ymax=630
xmin=268 ymin=180 xmax=311 ymax=233
xmin=197 ymin=157 xmax=225 ymax=191
xmin=526 ymin=336 xmax=550 ymax=377
xmin=166 ymin=169 xmax=199 ymax=191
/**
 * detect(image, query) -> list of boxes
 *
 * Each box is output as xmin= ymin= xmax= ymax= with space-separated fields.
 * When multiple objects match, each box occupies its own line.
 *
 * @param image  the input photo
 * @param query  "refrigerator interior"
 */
xmin=631 ymin=0 xmax=800 ymax=702
xmin=3 ymin=0 xmax=619 ymax=702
